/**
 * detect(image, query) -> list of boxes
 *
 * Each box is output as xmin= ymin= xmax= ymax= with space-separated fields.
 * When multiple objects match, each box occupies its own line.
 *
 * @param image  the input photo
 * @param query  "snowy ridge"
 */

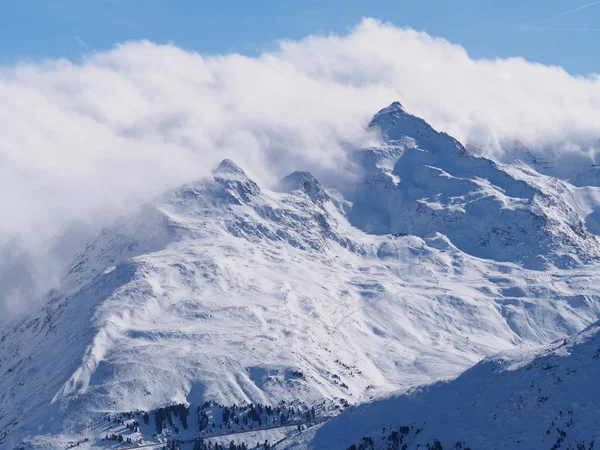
xmin=3 ymin=104 xmax=600 ymax=449
xmin=275 ymin=171 xmax=331 ymax=206
xmin=351 ymin=102 xmax=600 ymax=269
xmin=286 ymin=322 xmax=600 ymax=450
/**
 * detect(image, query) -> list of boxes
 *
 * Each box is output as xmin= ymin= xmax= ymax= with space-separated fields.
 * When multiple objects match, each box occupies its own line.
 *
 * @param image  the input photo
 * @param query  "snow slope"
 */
xmin=3 ymin=104 xmax=600 ymax=449
xmin=286 ymin=321 xmax=600 ymax=450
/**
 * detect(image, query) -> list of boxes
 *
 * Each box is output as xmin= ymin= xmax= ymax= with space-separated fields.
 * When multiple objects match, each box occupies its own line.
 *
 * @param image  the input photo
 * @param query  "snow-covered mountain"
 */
xmin=286 ymin=321 xmax=600 ymax=450
xmin=350 ymin=102 xmax=600 ymax=269
xmin=3 ymin=103 xmax=600 ymax=449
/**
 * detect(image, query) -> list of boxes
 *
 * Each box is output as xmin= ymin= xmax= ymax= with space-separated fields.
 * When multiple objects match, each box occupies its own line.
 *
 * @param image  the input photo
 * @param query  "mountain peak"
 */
xmin=368 ymin=102 xmax=471 ymax=161
xmin=206 ymin=159 xmax=260 ymax=204
xmin=368 ymin=102 xmax=406 ymax=126
xmin=276 ymin=171 xmax=329 ymax=205
xmin=368 ymin=101 xmax=437 ymax=141
xmin=383 ymin=101 xmax=405 ymax=112
xmin=213 ymin=159 xmax=248 ymax=178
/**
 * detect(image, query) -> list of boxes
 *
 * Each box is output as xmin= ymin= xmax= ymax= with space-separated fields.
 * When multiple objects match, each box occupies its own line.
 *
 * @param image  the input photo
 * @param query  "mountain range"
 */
xmin=3 ymin=102 xmax=600 ymax=449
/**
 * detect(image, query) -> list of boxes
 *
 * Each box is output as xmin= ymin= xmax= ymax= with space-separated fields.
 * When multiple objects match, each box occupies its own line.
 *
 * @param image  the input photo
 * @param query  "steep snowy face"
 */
xmin=350 ymin=103 xmax=600 ymax=269
xmin=570 ymin=165 xmax=600 ymax=188
xmin=367 ymin=102 xmax=467 ymax=160
xmin=288 ymin=322 xmax=600 ymax=450
xmin=275 ymin=171 xmax=330 ymax=206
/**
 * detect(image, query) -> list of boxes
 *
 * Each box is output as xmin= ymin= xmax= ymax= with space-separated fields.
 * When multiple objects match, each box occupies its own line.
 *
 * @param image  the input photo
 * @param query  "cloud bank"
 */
xmin=1 ymin=18 xmax=600 ymax=322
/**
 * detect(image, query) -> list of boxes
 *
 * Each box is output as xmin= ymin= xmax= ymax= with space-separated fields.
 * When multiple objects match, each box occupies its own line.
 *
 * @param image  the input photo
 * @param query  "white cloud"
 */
xmin=1 ymin=18 xmax=600 ymax=322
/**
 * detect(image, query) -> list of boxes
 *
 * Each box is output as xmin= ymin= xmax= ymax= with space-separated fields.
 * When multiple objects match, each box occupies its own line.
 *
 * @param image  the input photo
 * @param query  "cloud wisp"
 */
xmin=1 ymin=18 xmax=600 ymax=322
xmin=524 ymin=0 xmax=600 ymax=25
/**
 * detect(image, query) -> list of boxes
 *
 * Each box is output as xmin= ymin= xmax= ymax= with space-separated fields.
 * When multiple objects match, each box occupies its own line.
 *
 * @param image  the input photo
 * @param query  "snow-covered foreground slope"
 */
xmin=286 ymin=322 xmax=600 ymax=450
xmin=3 ymin=104 xmax=600 ymax=449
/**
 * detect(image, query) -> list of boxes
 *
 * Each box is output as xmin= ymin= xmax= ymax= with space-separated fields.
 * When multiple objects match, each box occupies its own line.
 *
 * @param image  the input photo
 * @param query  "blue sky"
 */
xmin=1 ymin=0 xmax=599 ymax=74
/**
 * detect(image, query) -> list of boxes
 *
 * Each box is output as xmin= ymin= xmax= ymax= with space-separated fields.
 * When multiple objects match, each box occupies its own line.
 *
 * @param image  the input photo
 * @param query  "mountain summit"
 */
xmin=275 ymin=171 xmax=330 ymax=205
xmin=368 ymin=101 xmax=467 ymax=158
xmin=353 ymin=102 xmax=600 ymax=268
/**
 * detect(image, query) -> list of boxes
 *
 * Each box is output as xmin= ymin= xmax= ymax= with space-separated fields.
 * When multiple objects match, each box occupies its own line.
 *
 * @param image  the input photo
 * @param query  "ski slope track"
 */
xmin=3 ymin=103 xmax=600 ymax=449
